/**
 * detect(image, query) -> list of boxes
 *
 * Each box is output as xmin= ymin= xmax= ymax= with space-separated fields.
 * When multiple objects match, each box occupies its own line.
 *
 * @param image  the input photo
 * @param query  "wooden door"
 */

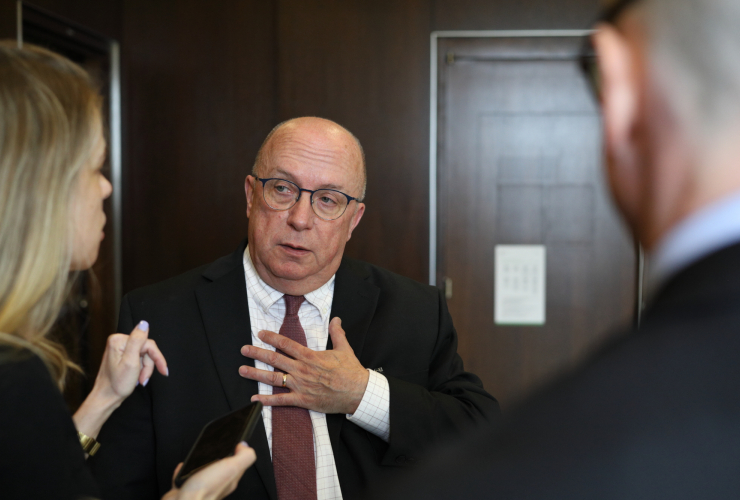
xmin=436 ymin=35 xmax=637 ymax=409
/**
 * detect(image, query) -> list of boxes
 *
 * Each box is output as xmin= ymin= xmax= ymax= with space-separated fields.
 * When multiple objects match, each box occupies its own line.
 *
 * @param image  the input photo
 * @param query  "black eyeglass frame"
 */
xmin=579 ymin=0 xmax=641 ymax=98
xmin=255 ymin=176 xmax=360 ymax=221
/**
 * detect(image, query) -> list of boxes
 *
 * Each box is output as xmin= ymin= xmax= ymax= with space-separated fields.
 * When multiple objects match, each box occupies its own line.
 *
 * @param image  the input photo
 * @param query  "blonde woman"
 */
xmin=0 ymin=42 xmax=255 ymax=499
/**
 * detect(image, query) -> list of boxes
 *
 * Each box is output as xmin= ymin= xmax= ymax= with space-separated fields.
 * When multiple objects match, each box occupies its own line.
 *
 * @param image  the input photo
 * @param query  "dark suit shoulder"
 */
xmin=125 ymin=262 xmax=211 ymax=304
xmin=340 ymin=257 xmax=438 ymax=301
xmin=123 ymin=242 xmax=246 ymax=305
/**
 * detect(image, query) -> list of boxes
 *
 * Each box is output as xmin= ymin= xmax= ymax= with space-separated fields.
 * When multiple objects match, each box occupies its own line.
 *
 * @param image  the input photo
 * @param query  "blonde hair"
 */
xmin=0 ymin=41 xmax=102 ymax=388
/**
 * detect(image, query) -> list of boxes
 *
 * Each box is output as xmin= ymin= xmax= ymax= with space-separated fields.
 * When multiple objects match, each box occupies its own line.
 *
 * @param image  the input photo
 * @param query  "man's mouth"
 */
xmin=280 ymin=243 xmax=310 ymax=253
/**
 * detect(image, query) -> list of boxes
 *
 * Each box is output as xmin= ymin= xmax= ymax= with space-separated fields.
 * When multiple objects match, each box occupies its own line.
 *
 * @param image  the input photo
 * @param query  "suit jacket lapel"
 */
xmin=195 ymin=242 xmax=278 ymax=500
xmin=326 ymin=259 xmax=380 ymax=453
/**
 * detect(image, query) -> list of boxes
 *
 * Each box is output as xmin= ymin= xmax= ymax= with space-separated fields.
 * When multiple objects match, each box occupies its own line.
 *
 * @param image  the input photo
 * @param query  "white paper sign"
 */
xmin=495 ymin=245 xmax=546 ymax=325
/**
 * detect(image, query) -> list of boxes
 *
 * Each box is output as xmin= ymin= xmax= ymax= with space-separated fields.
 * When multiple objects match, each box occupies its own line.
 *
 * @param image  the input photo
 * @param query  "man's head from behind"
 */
xmin=593 ymin=0 xmax=740 ymax=250
xmin=245 ymin=117 xmax=366 ymax=295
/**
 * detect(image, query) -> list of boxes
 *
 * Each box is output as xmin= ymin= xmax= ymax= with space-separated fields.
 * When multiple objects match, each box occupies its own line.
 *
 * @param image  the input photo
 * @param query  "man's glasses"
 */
xmin=256 ymin=177 xmax=360 ymax=221
xmin=579 ymin=0 xmax=641 ymax=98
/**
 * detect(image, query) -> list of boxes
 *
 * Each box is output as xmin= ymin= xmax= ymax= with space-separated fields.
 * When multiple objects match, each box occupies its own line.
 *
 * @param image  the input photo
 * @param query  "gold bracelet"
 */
xmin=77 ymin=431 xmax=101 ymax=456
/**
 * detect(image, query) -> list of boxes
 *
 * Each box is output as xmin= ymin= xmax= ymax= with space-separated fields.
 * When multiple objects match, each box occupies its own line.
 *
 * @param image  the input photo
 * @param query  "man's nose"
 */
xmin=287 ymin=190 xmax=314 ymax=230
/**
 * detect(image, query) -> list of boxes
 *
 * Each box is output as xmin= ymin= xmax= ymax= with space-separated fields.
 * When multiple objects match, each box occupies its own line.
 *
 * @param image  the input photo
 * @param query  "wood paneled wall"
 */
xmin=272 ymin=0 xmax=600 ymax=286
xmin=120 ymin=0 xmax=277 ymax=291
xmin=277 ymin=0 xmax=432 ymax=282
xmin=0 ymin=3 xmax=15 ymax=38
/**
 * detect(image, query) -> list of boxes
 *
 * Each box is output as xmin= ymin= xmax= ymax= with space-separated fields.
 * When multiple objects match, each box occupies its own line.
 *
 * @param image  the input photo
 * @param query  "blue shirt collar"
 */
xmin=648 ymin=191 xmax=740 ymax=291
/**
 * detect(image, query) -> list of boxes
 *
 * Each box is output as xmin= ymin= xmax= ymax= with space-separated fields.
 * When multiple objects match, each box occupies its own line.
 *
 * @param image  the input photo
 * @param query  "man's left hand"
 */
xmin=238 ymin=317 xmax=370 ymax=415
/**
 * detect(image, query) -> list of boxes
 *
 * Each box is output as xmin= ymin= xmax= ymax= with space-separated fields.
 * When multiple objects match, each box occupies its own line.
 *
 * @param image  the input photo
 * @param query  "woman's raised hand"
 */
xmin=73 ymin=321 xmax=168 ymax=441
xmin=96 ymin=321 xmax=168 ymax=398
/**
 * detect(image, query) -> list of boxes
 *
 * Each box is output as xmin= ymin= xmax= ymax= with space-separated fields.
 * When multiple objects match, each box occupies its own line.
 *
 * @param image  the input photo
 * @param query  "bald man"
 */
xmin=90 ymin=117 xmax=499 ymax=500
xmin=382 ymin=0 xmax=740 ymax=498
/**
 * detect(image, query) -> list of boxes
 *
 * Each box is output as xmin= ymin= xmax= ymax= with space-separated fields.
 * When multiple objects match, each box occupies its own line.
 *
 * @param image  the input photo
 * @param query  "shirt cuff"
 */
xmin=346 ymin=369 xmax=390 ymax=442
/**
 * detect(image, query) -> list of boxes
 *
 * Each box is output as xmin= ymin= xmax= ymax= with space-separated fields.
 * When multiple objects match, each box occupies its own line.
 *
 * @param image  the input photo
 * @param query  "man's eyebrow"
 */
xmin=272 ymin=167 xmax=297 ymax=182
xmin=272 ymin=167 xmax=347 ymax=192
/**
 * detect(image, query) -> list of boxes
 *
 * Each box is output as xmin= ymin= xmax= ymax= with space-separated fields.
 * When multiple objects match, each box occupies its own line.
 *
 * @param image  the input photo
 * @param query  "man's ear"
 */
xmin=345 ymin=203 xmax=365 ymax=242
xmin=593 ymin=23 xmax=640 ymax=162
xmin=245 ymin=175 xmax=255 ymax=218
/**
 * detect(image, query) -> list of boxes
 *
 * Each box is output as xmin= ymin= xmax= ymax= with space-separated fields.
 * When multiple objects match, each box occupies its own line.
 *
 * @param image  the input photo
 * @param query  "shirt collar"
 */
xmin=243 ymin=245 xmax=335 ymax=321
xmin=648 ymin=191 xmax=740 ymax=291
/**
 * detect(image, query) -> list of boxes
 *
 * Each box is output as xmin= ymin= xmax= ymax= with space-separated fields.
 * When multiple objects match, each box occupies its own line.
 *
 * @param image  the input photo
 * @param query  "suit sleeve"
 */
xmin=380 ymin=289 xmax=500 ymax=466
xmin=88 ymin=294 xmax=161 ymax=500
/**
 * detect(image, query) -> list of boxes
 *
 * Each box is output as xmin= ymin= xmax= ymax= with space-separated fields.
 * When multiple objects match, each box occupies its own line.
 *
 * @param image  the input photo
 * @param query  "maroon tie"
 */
xmin=272 ymin=295 xmax=317 ymax=500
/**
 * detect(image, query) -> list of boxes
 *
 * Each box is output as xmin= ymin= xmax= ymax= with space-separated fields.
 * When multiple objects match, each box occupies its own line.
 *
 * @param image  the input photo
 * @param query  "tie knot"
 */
xmin=284 ymin=295 xmax=305 ymax=316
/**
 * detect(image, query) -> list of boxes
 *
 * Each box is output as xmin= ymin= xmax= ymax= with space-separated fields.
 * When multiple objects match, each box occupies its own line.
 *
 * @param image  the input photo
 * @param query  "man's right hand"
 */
xmin=162 ymin=442 xmax=256 ymax=500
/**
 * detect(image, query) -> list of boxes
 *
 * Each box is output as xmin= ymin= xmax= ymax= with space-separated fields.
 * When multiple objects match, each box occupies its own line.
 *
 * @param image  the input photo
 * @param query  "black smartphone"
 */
xmin=174 ymin=402 xmax=262 ymax=488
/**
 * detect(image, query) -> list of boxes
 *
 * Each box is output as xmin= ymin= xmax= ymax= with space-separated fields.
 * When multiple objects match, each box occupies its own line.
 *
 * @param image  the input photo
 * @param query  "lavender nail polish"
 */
xmin=138 ymin=320 xmax=149 ymax=331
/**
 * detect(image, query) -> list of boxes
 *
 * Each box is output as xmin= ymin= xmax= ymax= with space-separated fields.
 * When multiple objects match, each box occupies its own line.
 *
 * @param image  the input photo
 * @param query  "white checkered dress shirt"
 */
xmin=243 ymin=247 xmax=390 ymax=500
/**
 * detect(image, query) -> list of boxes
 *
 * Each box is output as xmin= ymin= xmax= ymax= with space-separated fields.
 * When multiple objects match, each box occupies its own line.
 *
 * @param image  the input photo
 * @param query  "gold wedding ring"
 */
xmin=282 ymin=373 xmax=288 ymax=387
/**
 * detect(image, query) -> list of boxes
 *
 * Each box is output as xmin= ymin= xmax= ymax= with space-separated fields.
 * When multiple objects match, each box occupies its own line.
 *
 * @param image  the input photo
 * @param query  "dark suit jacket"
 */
xmin=383 ymin=242 xmax=740 ymax=499
xmin=90 ymin=240 xmax=499 ymax=499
